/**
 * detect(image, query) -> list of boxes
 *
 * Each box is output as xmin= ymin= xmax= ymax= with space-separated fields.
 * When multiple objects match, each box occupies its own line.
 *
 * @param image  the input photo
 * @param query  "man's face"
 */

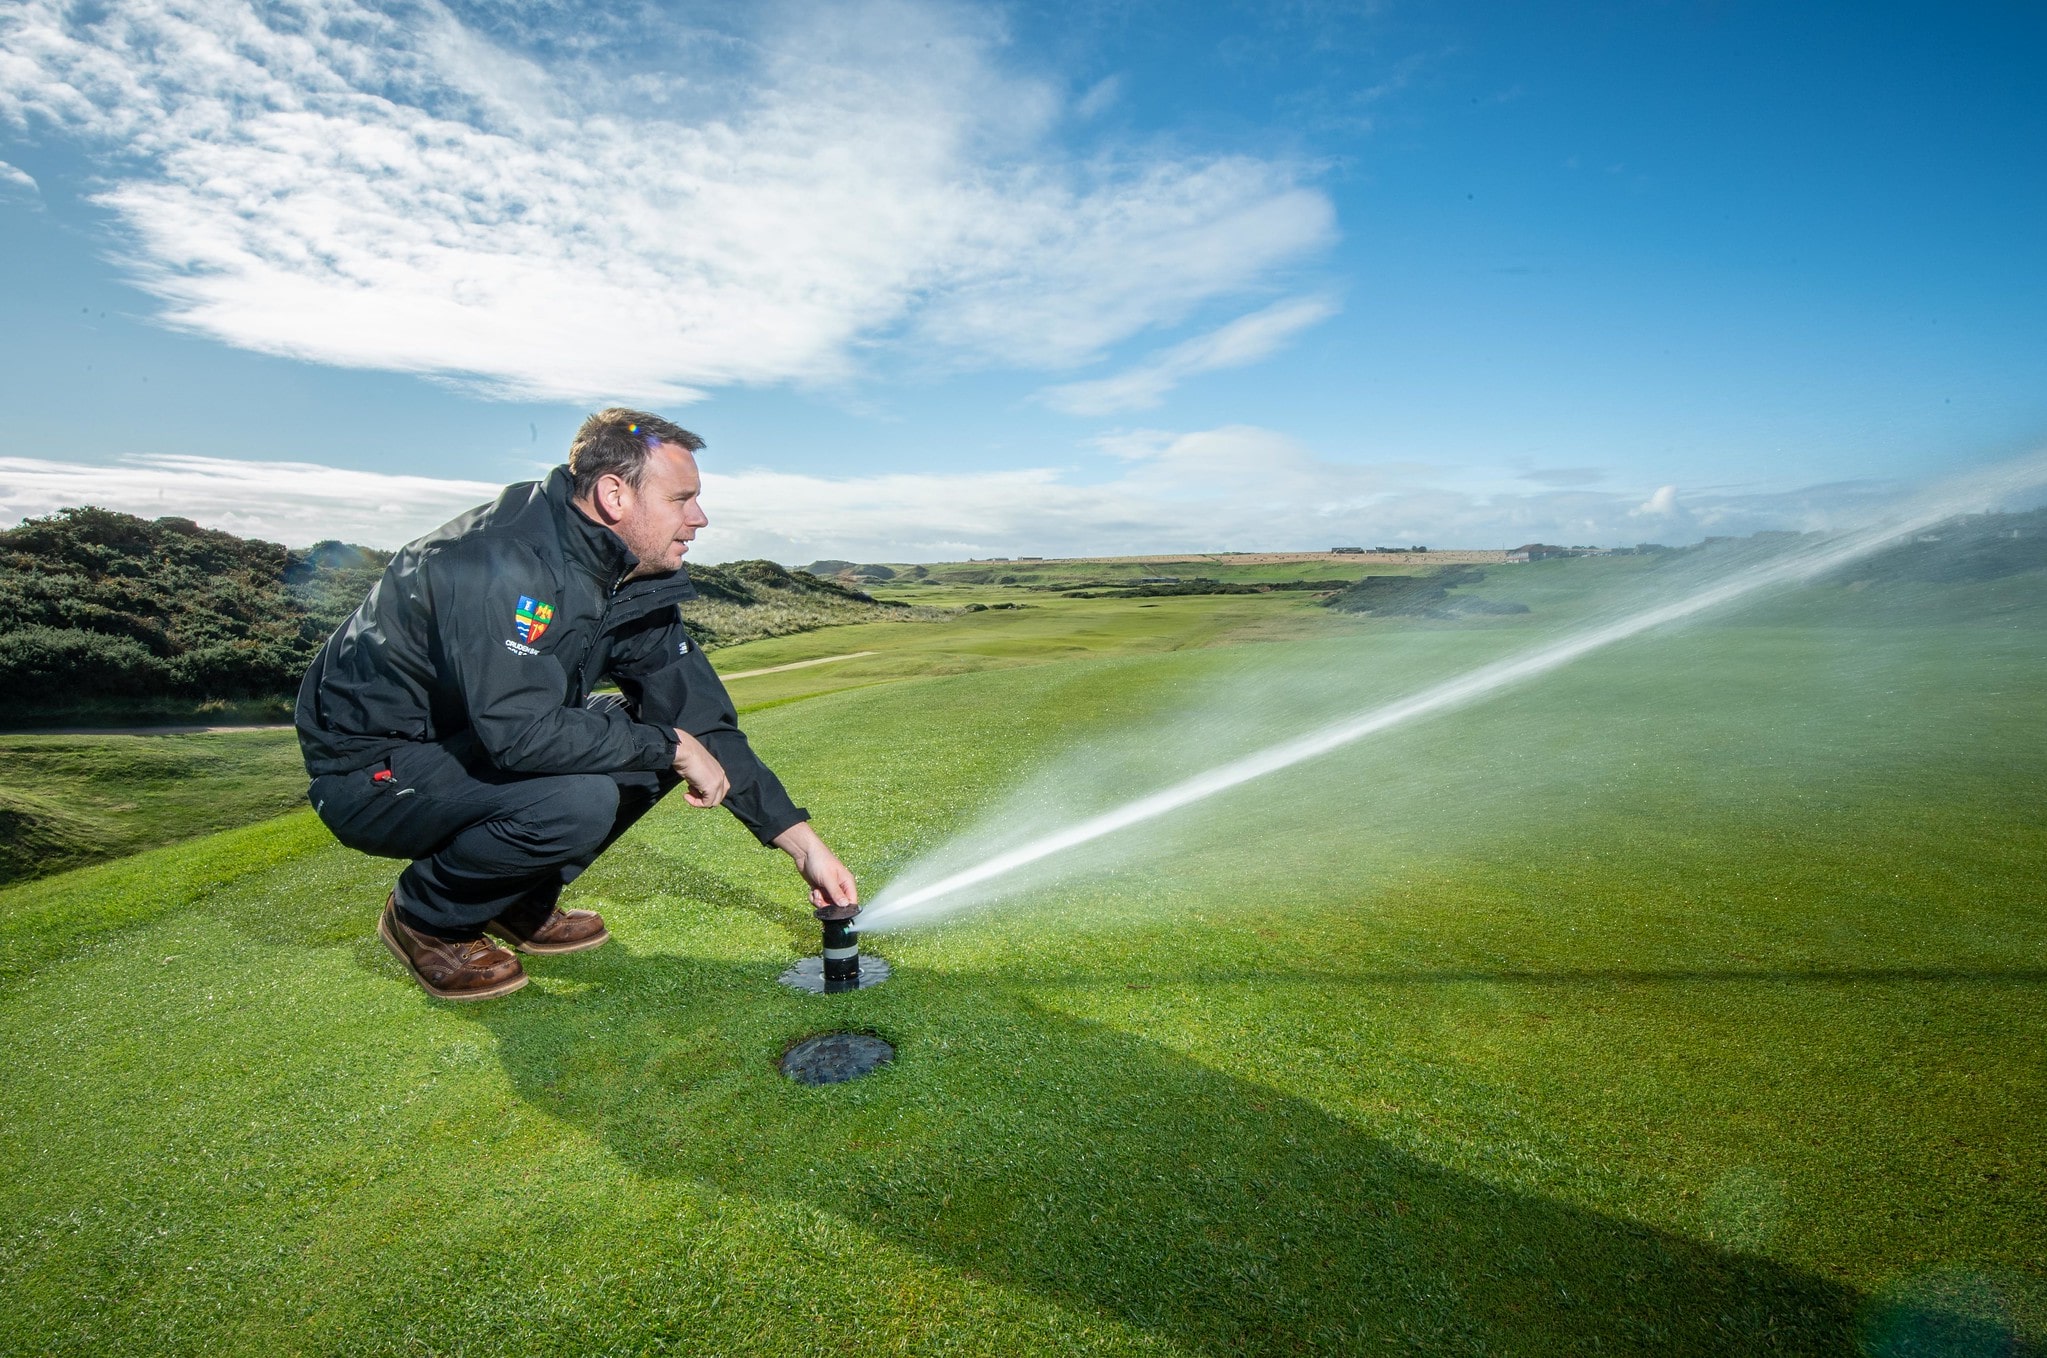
xmin=613 ymin=442 xmax=709 ymax=574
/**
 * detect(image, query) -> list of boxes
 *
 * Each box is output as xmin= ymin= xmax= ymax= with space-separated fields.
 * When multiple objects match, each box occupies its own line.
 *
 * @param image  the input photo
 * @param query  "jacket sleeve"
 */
xmin=425 ymin=545 xmax=676 ymax=775
xmin=606 ymin=609 xmax=809 ymax=844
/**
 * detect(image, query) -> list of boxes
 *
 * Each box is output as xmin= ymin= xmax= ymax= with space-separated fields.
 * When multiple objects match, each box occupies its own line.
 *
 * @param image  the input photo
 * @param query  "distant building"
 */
xmin=1331 ymin=546 xmax=1364 ymax=553
xmin=1511 ymin=543 xmax=1570 ymax=561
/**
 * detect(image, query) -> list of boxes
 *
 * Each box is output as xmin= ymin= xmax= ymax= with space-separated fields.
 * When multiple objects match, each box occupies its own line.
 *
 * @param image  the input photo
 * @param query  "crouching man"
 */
xmin=296 ymin=408 xmax=856 ymax=1000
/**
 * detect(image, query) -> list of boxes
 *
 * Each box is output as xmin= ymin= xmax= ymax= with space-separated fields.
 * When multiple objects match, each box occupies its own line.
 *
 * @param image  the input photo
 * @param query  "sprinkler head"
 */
xmin=777 ymin=900 xmax=891 ymax=994
xmin=819 ymin=909 xmax=861 ymax=990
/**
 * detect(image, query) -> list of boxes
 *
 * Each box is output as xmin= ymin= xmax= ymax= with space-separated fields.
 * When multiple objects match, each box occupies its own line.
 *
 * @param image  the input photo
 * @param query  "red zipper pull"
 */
xmin=372 ymin=769 xmax=394 ymax=783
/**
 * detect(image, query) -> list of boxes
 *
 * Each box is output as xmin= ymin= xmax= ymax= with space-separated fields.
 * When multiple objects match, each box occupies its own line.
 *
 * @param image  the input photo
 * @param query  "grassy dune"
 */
xmin=0 ymin=730 xmax=308 ymax=885
xmin=0 ymin=562 xmax=2041 ymax=1354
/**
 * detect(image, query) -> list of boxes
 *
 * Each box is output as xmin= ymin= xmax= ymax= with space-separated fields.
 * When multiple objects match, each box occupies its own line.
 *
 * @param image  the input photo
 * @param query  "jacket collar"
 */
xmin=545 ymin=466 xmax=634 ymax=582
xmin=542 ymin=465 xmax=698 ymax=609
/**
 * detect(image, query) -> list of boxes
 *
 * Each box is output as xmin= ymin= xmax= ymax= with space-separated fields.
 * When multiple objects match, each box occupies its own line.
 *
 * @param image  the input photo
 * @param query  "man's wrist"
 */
xmin=772 ymin=819 xmax=820 ymax=858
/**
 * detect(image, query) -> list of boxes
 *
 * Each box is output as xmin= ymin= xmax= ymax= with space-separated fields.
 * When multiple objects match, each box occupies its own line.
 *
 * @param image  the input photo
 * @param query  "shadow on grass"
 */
xmin=450 ymin=944 xmax=2003 ymax=1357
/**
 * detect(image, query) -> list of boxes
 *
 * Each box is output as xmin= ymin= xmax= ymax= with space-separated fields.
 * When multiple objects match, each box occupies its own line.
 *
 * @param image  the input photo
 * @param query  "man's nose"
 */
xmin=688 ymin=502 xmax=709 ymax=528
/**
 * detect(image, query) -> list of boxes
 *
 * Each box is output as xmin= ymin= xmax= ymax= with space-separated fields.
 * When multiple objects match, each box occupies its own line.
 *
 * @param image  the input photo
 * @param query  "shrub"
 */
xmin=0 ymin=626 xmax=170 ymax=697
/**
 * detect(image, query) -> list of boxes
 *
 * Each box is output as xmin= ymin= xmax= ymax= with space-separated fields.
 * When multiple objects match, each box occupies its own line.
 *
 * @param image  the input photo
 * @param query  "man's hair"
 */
xmin=568 ymin=408 xmax=704 ymax=499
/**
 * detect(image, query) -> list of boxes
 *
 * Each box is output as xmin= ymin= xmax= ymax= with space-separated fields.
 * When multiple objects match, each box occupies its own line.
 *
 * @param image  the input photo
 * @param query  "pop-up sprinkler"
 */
xmin=778 ymin=900 xmax=891 ymax=994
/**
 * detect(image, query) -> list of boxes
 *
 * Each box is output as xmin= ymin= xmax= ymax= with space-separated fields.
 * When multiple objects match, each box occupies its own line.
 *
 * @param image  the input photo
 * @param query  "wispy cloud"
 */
xmin=0 ymin=437 xmax=1904 ymax=559
xmin=1073 ymin=74 xmax=1123 ymax=120
xmin=0 ymin=159 xmax=37 ymax=197
xmin=1040 ymin=294 xmax=1339 ymax=415
xmin=0 ymin=0 xmax=1333 ymax=402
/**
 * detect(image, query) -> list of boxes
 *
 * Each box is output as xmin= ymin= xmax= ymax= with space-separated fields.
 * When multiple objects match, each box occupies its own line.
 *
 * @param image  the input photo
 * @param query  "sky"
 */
xmin=0 ymin=0 xmax=2042 ymax=562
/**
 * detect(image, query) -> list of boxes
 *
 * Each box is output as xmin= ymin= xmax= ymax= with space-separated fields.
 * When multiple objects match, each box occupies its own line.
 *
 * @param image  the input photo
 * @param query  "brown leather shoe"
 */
xmin=485 ymin=905 xmax=610 ymax=955
xmin=378 ymin=895 xmax=528 ymax=1000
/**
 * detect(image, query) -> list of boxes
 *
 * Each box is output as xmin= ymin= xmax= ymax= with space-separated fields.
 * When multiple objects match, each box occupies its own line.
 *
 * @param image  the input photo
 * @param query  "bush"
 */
xmin=0 ymin=626 xmax=171 ymax=697
xmin=170 ymin=641 xmax=309 ymax=697
xmin=0 ymin=507 xmax=393 ymax=711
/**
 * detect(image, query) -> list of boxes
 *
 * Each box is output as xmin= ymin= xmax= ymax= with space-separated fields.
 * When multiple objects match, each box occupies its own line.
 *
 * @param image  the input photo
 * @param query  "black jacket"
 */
xmin=296 ymin=467 xmax=806 ymax=844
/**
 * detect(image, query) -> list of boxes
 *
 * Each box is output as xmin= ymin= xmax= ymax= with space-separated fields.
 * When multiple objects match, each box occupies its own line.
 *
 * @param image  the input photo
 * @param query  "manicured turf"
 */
xmin=1 ymin=567 xmax=2041 ymax=1355
xmin=0 ymin=729 xmax=308 ymax=885
xmin=713 ymin=585 xmax=1358 ymax=712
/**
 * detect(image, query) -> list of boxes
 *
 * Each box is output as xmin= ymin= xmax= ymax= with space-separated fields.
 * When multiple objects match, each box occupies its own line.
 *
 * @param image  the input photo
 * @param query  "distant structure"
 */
xmin=1505 ymin=542 xmax=1639 ymax=563
xmin=1331 ymin=546 xmax=1364 ymax=553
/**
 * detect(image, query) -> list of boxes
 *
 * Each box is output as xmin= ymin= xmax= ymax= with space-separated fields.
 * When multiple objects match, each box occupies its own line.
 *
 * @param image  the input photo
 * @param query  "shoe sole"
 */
xmin=483 ymin=924 xmax=611 ymax=955
xmin=379 ymin=912 xmax=530 ymax=1001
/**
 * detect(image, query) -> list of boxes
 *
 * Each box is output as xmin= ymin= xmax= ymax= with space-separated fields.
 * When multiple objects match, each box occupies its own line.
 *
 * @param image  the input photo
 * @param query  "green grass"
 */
xmin=714 ymin=586 xmax=1354 ymax=711
xmin=869 ymin=554 xmax=1436 ymax=588
xmin=0 ymin=694 xmax=298 ymax=730
xmin=0 ymin=729 xmax=308 ymax=885
xmin=0 ymin=569 xmax=2042 ymax=1355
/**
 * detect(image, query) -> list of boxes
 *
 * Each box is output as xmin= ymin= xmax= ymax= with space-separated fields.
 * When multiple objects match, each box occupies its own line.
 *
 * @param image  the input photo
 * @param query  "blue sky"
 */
xmin=1 ymin=0 xmax=2041 ymax=560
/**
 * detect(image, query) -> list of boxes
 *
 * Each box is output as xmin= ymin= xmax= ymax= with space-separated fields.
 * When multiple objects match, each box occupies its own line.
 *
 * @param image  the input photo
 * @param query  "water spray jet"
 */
xmin=854 ymin=452 xmax=2047 ymax=934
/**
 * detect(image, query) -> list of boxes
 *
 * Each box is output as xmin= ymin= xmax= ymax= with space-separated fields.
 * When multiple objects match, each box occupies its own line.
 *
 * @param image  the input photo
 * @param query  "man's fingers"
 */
xmin=671 ymin=741 xmax=729 ymax=809
xmin=682 ymin=774 xmax=728 ymax=808
xmin=812 ymin=862 xmax=857 ymax=909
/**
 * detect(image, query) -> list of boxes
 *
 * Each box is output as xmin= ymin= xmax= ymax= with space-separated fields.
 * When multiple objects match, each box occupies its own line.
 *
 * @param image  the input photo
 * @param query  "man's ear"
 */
xmin=590 ymin=472 xmax=632 ymax=524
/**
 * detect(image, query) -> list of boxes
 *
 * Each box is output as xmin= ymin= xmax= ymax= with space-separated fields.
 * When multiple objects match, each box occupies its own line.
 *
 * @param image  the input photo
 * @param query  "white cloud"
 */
xmin=1633 ymin=484 xmax=1679 ymax=516
xmin=0 ymin=0 xmax=1334 ymax=401
xmin=0 ymin=454 xmax=502 ymax=546
xmin=1040 ymin=294 xmax=1339 ymax=414
xmin=1 ymin=438 xmax=1904 ymax=557
xmin=0 ymin=159 xmax=37 ymax=195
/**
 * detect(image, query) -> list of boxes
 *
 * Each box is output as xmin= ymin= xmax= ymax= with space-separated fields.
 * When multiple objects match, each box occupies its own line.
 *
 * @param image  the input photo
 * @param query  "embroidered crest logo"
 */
xmin=515 ymin=596 xmax=555 ymax=644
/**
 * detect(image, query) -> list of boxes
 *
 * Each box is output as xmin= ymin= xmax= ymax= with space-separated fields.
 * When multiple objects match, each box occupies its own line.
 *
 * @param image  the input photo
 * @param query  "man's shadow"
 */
xmin=452 ymin=923 xmax=2004 ymax=1357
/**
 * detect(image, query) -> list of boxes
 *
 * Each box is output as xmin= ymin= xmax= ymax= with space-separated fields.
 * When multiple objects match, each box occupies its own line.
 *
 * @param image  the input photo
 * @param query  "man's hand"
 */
xmin=670 ymin=732 xmax=729 ymax=808
xmin=772 ymin=821 xmax=858 ymax=912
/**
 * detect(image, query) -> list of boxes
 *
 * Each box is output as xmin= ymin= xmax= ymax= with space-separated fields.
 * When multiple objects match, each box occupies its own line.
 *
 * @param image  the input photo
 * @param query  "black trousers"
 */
xmin=310 ymin=733 xmax=676 ymax=937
